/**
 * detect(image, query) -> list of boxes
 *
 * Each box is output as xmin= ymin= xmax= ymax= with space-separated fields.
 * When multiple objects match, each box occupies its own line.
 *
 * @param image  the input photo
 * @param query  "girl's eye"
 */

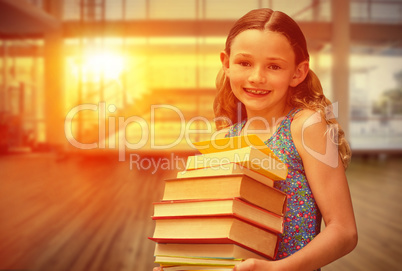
xmin=239 ymin=61 xmax=251 ymax=67
xmin=269 ymin=65 xmax=281 ymax=70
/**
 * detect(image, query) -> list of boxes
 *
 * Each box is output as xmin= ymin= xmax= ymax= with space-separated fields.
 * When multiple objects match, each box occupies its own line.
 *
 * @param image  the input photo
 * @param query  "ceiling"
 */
xmin=0 ymin=0 xmax=60 ymax=37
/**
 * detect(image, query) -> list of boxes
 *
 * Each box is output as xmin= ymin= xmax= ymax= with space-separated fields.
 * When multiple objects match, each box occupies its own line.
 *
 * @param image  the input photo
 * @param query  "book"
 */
xmin=162 ymin=265 xmax=233 ymax=271
xmin=153 ymin=198 xmax=283 ymax=233
xmin=150 ymin=216 xmax=279 ymax=259
xmin=177 ymin=163 xmax=274 ymax=187
xmin=185 ymin=146 xmax=287 ymax=181
xmin=154 ymin=243 xmax=269 ymax=261
xmin=192 ymin=134 xmax=278 ymax=159
xmin=162 ymin=174 xmax=287 ymax=216
xmin=150 ymin=137 xmax=287 ymax=269
xmin=155 ymin=255 xmax=241 ymax=267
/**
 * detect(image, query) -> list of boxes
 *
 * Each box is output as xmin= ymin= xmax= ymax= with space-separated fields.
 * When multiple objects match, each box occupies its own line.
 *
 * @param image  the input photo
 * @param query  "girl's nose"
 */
xmin=248 ymin=67 xmax=266 ymax=84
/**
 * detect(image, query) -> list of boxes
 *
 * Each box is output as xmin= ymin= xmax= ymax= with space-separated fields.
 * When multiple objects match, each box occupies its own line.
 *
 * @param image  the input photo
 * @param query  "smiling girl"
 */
xmin=153 ymin=8 xmax=357 ymax=271
xmin=214 ymin=8 xmax=357 ymax=271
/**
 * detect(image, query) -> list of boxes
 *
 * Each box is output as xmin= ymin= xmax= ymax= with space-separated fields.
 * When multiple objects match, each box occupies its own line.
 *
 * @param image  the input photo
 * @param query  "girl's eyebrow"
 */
xmin=234 ymin=53 xmax=252 ymax=57
xmin=234 ymin=53 xmax=287 ymax=63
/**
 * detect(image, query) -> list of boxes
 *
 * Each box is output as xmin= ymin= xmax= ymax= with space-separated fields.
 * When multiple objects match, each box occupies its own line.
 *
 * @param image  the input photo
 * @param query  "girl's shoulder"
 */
xmin=213 ymin=127 xmax=231 ymax=140
xmin=214 ymin=121 xmax=246 ymax=139
xmin=291 ymin=108 xmax=327 ymax=132
xmin=291 ymin=108 xmax=331 ymax=158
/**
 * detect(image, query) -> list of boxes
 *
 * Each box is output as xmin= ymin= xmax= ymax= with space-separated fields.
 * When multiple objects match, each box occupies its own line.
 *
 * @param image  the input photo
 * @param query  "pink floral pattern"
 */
xmin=225 ymin=109 xmax=322 ymax=263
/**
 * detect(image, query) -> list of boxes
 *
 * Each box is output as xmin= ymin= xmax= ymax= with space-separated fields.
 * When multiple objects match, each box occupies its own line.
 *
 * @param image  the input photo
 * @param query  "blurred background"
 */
xmin=0 ymin=0 xmax=401 ymax=270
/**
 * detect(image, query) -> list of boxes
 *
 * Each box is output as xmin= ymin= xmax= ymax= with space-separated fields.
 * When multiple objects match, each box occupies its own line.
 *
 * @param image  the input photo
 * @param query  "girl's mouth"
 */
xmin=244 ymin=88 xmax=271 ymax=95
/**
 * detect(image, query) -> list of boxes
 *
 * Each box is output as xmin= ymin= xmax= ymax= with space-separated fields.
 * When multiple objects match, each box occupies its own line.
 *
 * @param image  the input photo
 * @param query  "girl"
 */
xmin=154 ymin=8 xmax=357 ymax=271
xmin=215 ymin=8 xmax=357 ymax=271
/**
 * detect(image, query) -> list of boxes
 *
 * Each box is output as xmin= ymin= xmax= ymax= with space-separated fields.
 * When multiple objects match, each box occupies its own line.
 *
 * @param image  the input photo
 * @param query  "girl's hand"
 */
xmin=153 ymin=267 xmax=162 ymax=271
xmin=234 ymin=259 xmax=278 ymax=271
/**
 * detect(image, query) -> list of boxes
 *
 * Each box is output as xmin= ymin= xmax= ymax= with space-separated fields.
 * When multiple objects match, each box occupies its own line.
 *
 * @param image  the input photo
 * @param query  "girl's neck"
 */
xmin=245 ymin=104 xmax=293 ymax=131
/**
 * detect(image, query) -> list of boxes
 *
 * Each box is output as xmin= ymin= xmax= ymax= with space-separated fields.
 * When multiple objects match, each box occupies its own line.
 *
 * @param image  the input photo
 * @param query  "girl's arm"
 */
xmin=235 ymin=109 xmax=358 ymax=271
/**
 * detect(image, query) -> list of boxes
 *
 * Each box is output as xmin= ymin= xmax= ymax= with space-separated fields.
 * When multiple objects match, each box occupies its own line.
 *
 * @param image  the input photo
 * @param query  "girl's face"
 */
xmin=221 ymin=29 xmax=307 ymax=118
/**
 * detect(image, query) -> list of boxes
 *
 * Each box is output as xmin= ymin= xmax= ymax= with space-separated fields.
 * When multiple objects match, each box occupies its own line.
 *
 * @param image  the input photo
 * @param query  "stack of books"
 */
xmin=149 ymin=135 xmax=288 ymax=271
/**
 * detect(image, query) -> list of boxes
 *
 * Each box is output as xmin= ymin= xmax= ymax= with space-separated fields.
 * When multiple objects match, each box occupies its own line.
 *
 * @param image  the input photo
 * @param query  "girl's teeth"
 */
xmin=246 ymin=89 xmax=269 ymax=94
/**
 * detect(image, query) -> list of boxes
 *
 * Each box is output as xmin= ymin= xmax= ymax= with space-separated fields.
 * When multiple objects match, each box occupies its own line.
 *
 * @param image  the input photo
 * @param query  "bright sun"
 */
xmin=81 ymin=52 xmax=125 ymax=81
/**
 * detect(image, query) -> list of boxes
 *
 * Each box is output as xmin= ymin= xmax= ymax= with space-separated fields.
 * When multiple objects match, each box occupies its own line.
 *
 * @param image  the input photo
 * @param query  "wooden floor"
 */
xmin=0 ymin=153 xmax=401 ymax=271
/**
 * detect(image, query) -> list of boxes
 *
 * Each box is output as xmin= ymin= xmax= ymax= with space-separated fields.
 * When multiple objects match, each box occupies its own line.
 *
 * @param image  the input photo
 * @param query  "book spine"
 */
xmin=152 ymin=214 xmax=282 ymax=234
xmin=149 ymin=237 xmax=275 ymax=260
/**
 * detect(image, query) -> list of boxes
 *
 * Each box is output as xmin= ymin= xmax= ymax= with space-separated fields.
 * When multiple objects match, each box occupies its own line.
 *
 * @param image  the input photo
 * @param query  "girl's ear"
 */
xmin=290 ymin=61 xmax=309 ymax=87
xmin=220 ymin=51 xmax=230 ymax=77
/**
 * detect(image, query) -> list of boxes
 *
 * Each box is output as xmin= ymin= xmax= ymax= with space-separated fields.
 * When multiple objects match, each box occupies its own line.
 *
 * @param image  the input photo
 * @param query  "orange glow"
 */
xmin=84 ymin=52 xmax=125 ymax=81
xmin=70 ymin=51 xmax=125 ymax=82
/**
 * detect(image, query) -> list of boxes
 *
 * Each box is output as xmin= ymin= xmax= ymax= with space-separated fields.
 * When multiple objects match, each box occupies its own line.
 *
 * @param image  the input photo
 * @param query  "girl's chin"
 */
xmin=242 ymin=102 xmax=270 ymax=113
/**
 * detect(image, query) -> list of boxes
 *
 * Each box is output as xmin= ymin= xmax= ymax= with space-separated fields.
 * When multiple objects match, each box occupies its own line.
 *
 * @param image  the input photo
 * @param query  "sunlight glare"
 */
xmin=82 ymin=52 xmax=125 ymax=81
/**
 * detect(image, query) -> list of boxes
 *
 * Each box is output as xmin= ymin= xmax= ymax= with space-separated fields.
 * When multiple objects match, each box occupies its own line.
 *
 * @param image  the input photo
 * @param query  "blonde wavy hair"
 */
xmin=213 ymin=8 xmax=351 ymax=169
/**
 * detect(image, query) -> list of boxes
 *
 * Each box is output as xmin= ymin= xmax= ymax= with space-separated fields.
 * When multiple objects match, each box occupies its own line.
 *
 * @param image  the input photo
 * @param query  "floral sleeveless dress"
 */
xmin=225 ymin=109 xmax=322 ymax=266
